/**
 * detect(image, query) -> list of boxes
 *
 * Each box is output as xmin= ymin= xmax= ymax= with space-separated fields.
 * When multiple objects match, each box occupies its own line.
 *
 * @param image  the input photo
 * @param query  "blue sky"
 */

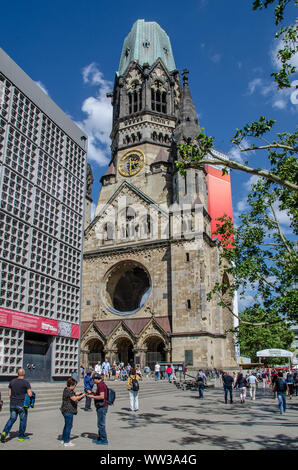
xmin=1 ymin=0 xmax=297 ymax=242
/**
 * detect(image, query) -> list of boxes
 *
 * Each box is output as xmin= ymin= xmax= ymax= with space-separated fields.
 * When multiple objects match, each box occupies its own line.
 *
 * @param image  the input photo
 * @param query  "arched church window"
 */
xmin=128 ymin=88 xmax=142 ymax=115
xmin=151 ymin=88 xmax=167 ymax=114
xmin=103 ymin=222 xmax=114 ymax=241
xmin=144 ymin=214 xmax=152 ymax=235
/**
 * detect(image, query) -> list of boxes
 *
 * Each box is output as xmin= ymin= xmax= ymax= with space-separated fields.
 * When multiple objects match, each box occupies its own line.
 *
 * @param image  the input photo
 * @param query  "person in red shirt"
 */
xmin=89 ymin=373 xmax=109 ymax=445
xmin=166 ymin=365 xmax=172 ymax=382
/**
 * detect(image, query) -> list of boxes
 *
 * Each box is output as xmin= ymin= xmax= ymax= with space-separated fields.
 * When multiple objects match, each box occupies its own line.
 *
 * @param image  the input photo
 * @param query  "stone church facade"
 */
xmin=80 ymin=20 xmax=237 ymax=371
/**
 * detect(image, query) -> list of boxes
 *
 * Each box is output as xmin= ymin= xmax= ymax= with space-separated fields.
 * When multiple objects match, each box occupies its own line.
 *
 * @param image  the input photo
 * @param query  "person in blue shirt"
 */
xmin=222 ymin=372 xmax=235 ymax=404
xmin=83 ymin=370 xmax=94 ymax=411
xmin=274 ymin=371 xmax=288 ymax=414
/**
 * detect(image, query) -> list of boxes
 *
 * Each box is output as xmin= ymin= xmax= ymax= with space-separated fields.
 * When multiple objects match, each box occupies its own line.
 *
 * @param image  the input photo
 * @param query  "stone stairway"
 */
xmin=0 ymin=379 xmax=179 ymax=416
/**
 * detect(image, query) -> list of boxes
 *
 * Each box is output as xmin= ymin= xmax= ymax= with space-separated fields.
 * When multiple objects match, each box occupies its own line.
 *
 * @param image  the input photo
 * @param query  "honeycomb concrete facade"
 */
xmin=0 ymin=48 xmax=87 ymax=381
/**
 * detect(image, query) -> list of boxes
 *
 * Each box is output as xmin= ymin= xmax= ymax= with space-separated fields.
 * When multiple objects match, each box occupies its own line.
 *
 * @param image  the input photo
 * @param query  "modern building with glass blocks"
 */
xmin=0 ymin=48 xmax=88 ymax=381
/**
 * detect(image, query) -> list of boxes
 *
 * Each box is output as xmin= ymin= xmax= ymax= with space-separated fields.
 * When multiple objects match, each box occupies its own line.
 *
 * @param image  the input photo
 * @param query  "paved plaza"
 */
xmin=0 ymin=379 xmax=297 ymax=451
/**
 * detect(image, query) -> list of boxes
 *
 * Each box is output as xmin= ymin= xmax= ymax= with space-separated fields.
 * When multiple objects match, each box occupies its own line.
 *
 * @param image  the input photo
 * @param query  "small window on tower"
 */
xmin=151 ymin=89 xmax=167 ymax=114
xmin=128 ymin=89 xmax=142 ymax=115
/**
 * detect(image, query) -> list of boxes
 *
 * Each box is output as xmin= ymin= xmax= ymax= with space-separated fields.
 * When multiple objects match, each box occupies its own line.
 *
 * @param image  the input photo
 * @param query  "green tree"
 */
xmin=237 ymin=306 xmax=294 ymax=364
xmin=178 ymin=1 xmax=298 ymax=343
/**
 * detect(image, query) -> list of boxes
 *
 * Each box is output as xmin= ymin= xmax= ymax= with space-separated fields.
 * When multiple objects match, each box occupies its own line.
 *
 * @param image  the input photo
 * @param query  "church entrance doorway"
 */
xmin=145 ymin=336 xmax=166 ymax=371
xmin=87 ymin=338 xmax=104 ymax=368
xmin=115 ymin=338 xmax=134 ymax=366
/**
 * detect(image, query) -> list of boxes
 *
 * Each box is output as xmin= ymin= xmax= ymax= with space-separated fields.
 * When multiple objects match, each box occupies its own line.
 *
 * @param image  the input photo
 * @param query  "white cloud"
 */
xmin=246 ymin=36 xmax=298 ymax=111
xmin=246 ymin=75 xmax=296 ymax=111
xmin=76 ymin=63 xmax=113 ymax=167
xmin=247 ymin=77 xmax=262 ymax=95
xmin=229 ymin=138 xmax=253 ymax=164
xmin=34 ymin=80 xmax=49 ymax=96
xmin=270 ymin=37 xmax=298 ymax=71
xmin=244 ymin=175 xmax=261 ymax=190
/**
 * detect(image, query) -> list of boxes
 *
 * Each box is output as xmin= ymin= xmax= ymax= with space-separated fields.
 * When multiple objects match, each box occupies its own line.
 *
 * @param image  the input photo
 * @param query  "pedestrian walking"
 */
xmin=171 ymin=364 xmax=177 ymax=382
xmin=234 ymin=372 xmax=248 ymax=404
xmin=83 ymin=369 xmax=94 ymax=411
xmin=95 ymin=361 xmax=102 ymax=374
xmin=60 ymin=377 xmax=86 ymax=447
xmin=261 ymin=370 xmax=267 ymax=390
xmin=273 ymin=371 xmax=288 ymax=414
xmin=126 ymin=368 xmax=141 ymax=411
xmin=144 ymin=366 xmax=150 ymax=379
xmin=293 ymin=372 xmax=298 ymax=396
xmin=222 ymin=372 xmax=234 ymax=404
xmin=102 ymin=359 xmax=111 ymax=379
xmin=286 ymin=372 xmax=294 ymax=399
xmin=89 ymin=373 xmax=109 ymax=445
xmin=196 ymin=370 xmax=207 ymax=399
xmin=247 ymin=372 xmax=258 ymax=400
xmin=154 ymin=362 xmax=160 ymax=381
xmin=271 ymin=369 xmax=278 ymax=399
xmin=1 ymin=368 xmax=32 ymax=443
xmin=166 ymin=365 xmax=172 ymax=382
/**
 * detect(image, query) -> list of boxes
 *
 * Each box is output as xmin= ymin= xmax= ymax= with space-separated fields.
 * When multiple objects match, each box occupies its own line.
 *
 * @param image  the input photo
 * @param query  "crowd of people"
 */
xmin=80 ymin=360 xmax=144 ymax=382
xmin=1 ymin=364 xmax=297 ymax=447
xmin=196 ymin=367 xmax=298 ymax=413
xmin=80 ymin=361 xmax=184 ymax=382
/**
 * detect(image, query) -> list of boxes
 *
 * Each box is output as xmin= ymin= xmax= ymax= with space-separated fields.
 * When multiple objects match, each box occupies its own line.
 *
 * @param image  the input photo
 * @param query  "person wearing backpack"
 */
xmin=126 ymin=368 xmax=140 ymax=411
xmin=273 ymin=371 xmax=288 ymax=414
xmin=89 ymin=373 xmax=109 ymax=445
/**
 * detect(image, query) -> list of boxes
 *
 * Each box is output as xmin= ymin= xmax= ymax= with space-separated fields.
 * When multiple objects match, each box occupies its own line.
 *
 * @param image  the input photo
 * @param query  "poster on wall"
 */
xmin=0 ymin=307 xmax=80 ymax=338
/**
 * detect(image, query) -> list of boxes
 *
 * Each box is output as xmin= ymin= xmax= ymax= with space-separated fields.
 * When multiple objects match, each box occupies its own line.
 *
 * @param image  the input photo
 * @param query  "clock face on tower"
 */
xmin=118 ymin=149 xmax=145 ymax=177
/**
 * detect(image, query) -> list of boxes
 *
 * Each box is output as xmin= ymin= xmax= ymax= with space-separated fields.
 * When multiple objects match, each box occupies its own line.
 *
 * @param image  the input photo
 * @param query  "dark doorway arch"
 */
xmin=87 ymin=338 xmax=104 ymax=368
xmin=145 ymin=336 xmax=166 ymax=370
xmin=115 ymin=337 xmax=135 ymax=366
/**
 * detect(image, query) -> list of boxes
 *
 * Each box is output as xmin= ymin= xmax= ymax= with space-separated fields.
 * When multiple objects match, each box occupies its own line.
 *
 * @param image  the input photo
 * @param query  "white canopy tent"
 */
xmin=256 ymin=349 xmax=293 ymax=366
xmin=256 ymin=349 xmax=293 ymax=358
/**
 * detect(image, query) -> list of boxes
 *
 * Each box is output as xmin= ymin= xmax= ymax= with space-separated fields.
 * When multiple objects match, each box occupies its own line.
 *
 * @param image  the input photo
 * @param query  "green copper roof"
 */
xmin=118 ymin=19 xmax=176 ymax=76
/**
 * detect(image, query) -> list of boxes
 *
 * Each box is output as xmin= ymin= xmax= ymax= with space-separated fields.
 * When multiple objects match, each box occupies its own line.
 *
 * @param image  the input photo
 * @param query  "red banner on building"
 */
xmin=0 ymin=307 xmax=80 ymax=338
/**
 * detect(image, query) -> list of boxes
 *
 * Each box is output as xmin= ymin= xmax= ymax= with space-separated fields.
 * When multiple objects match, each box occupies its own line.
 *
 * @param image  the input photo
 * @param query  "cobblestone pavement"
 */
xmin=0 ymin=382 xmax=297 ymax=451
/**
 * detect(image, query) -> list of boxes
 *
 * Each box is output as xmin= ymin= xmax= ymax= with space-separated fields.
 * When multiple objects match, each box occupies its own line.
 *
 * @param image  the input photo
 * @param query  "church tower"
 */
xmin=81 ymin=20 xmax=237 ymax=371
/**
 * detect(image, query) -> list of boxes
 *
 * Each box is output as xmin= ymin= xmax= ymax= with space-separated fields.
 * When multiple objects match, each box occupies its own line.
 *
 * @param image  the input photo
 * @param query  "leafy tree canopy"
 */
xmin=178 ymin=1 xmax=298 ymax=354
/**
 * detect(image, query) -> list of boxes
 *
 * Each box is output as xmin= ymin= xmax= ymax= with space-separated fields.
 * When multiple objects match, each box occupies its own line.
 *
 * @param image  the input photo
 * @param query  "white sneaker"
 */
xmin=64 ymin=442 xmax=75 ymax=447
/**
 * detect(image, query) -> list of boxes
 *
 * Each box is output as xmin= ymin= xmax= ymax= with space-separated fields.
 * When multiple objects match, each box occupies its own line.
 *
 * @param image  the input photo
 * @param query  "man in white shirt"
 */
xmin=247 ymin=373 xmax=258 ymax=400
xmin=95 ymin=362 xmax=102 ymax=374
xmin=154 ymin=363 xmax=160 ymax=381
xmin=102 ymin=359 xmax=111 ymax=379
